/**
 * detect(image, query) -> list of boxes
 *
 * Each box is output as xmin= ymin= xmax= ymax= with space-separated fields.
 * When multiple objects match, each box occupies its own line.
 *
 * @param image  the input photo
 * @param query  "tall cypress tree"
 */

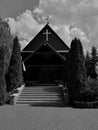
xmin=0 ymin=19 xmax=13 ymax=105
xmin=0 ymin=46 xmax=6 ymax=105
xmin=90 ymin=46 xmax=97 ymax=79
xmin=66 ymin=38 xmax=87 ymax=102
xmin=0 ymin=19 xmax=13 ymax=70
xmin=85 ymin=51 xmax=91 ymax=78
xmin=6 ymin=36 xmax=23 ymax=92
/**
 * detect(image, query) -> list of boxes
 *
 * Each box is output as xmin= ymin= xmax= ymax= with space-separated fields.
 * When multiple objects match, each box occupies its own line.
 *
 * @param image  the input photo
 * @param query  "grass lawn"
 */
xmin=0 ymin=105 xmax=98 ymax=130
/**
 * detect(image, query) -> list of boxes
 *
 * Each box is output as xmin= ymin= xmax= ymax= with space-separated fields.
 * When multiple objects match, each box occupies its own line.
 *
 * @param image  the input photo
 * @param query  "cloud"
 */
xmin=34 ymin=0 xmax=98 ymax=31
xmin=8 ymin=10 xmax=43 ymax=49
xmin=34 ymin=0 xmax=98 ymax=51
xmin=7 ymin=0 xmax=98 ymax=52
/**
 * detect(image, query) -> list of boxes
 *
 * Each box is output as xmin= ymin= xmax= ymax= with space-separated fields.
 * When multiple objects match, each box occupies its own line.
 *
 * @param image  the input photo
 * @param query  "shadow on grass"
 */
xmin=71 ymin=105 xmax=98 ymax=109
xmin=29 ymin=102 xmax=66 ymax=108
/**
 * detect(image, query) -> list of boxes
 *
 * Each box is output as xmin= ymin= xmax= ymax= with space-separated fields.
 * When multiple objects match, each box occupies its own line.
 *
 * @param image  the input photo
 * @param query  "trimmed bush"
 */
xmin=75 ymin=88 xmax=95 ymax=102
xmin=73 ymin=78 xmax=98 ymax=104
xmin=87 ymin=78 xmax=98 ymax=101
xmin=72 ymin=101 xmax=98 ymax=108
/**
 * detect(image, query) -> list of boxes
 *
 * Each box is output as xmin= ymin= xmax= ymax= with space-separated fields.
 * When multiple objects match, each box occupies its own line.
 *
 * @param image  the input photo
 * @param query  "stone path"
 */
xmin=0 ymin=105 xmax=98 ymax=130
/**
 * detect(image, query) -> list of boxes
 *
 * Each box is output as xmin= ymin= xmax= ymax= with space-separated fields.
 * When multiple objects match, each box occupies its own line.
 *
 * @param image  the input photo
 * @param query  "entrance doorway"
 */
xmin=24 ymin=65 xmax=65 ymax=85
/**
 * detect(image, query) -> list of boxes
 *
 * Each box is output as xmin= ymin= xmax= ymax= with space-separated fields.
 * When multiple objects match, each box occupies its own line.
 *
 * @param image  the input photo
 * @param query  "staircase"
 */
xmin=16 ymin=85 xmax=64 ymax=106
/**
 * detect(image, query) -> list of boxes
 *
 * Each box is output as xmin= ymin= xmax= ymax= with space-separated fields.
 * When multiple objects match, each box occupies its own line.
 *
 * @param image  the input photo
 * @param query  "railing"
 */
xmin=4 ymin=83 xmax=19 ymax=104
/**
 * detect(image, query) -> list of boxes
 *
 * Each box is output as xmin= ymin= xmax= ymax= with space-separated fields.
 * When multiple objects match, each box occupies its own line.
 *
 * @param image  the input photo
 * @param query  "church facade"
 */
xmin=21 ymin=23 xmax=69 ymax=85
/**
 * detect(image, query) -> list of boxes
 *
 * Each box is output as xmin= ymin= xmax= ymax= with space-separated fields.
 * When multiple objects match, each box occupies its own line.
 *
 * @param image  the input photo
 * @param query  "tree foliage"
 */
xmin=66 ymin=38 xmax=87 ymax=102
xmin=6 ymin=36 xmax=23 ymax=92
xmin=90 ymin=46 xmax=98 ymax=79
xmin=85 ymin=51 xmax=91 ymax=78
xmin=85 ymin=46 xmax=98 ymax=79
xmin=0 ymin=19 xmax=13 ymax=104
xmin=0 ymin=46 xmax=7 ymax=104
xmin=0 ymin=19 xmax=13 ymax=70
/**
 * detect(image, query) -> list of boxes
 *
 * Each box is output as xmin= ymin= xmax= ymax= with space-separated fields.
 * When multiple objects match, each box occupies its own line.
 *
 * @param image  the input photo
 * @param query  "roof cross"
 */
xmin=43 ymin=29 xmax=51 ymax=41
xmin=46 ymin=16 xmax=49 ymax=24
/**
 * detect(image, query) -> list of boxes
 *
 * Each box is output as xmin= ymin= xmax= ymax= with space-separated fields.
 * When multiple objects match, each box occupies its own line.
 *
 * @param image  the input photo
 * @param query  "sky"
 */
xmin=1 ymin=0 xmax=98 ymax=52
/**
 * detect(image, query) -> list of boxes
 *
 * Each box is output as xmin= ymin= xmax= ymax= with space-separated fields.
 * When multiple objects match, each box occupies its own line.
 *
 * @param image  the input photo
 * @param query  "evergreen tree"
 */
xmin=6 ymin=36 xmax=23 ymax=92
xmin=0 ymin=46 xmax=6 ymax=105
xmin=66 ymin=38 xmax=87 ymax=102
xmin=0 ymin=19 xmax=13 ymax=71
xmin=0 ymin=19 xmax=13 ymax=104
xmin=85 ymin=51 xmax=91 ymax=78
xmin=90 ymin=46 xmax=98 ymax=79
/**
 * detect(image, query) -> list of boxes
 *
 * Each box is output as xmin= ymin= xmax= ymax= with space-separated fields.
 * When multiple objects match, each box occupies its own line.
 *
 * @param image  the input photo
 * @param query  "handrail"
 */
xmin=4 ymin=82 xmax=19 ymax=103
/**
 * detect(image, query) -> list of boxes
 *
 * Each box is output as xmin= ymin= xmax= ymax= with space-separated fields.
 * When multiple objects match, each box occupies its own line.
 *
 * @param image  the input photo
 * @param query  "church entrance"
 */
xmin=39 ymin=66 xmax=57 ymax=83
xmin=24 ymin=65 xmax=65 ymax=84
xmin=23 ymin=43 xmax=66 ymax=85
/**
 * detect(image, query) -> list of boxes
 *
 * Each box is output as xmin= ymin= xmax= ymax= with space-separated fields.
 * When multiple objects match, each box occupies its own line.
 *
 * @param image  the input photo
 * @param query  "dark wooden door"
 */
xmin=24 ymin=66 xmax=65 ymax=84
xmin=38 ymin=67 xmax=57 ymax=83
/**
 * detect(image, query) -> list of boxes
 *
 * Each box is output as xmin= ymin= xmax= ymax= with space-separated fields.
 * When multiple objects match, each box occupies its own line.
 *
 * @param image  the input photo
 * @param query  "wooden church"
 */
xmin=21 ymin=23 xmax=69 ymax=85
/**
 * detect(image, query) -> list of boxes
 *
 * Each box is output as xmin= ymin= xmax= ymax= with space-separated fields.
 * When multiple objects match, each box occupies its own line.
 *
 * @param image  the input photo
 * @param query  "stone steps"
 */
xmin=16 ymin=86 xmax=64 ymax=106
xmin=18 ymin=98 xmax=61 ymax=100
xmin=19 ymin=95 xmax=61 ymax=98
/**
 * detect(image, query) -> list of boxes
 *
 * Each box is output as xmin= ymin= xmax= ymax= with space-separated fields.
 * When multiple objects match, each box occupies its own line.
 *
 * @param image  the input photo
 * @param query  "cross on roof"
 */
xmin=46 ymin=16 xmax=49 ymax=24
xmin=43 ymin=29 xmax=51 ymax=41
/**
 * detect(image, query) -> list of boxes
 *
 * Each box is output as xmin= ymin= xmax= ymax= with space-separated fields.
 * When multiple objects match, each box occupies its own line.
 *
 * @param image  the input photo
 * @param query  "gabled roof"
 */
xmin=21 ymin=52 xmax=31 ymax=61
xmin=23 ymin=24 xmax=69 ymax=51
xmin=24 ymin=42 xmax=66 ymax=65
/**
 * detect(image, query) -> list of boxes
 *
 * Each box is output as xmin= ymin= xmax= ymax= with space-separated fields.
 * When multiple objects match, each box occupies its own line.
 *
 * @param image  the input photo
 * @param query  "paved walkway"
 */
xmin=0 ymin=105 xmax=98 ymax=130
